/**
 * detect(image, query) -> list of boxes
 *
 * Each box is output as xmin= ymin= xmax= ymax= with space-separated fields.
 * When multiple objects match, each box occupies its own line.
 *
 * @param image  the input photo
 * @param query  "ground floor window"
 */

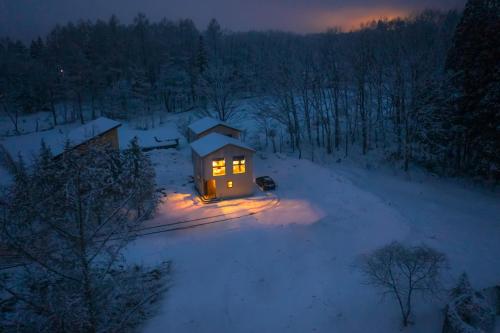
xmin=227 ymin=180 xmax=233 ymax=188
xmin=233 ymin=156 xmax=246 ymax=174
xmin=212 ymin=158 xmax=226 ymax=176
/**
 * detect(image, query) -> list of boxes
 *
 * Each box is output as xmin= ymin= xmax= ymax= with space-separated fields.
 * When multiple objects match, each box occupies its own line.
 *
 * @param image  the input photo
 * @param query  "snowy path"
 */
xmin=125 ymin=151 xmax=500 ymax=333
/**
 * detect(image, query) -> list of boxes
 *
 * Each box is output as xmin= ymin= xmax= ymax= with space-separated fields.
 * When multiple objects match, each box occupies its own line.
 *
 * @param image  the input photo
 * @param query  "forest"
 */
xmin=0 ymin=0 xmax=498 ymax=181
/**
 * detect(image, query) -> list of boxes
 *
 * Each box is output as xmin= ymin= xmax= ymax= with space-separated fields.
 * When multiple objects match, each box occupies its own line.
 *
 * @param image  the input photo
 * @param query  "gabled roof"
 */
xmin=0 ymin=117 xmax=121 ymax=163
xmin=190 ymin=133 xmax=254 ymax=157
xmin=188 ymin=116 xmax=240 ymax=135
xmin=65 ymin=117 xmax=121 ymax=152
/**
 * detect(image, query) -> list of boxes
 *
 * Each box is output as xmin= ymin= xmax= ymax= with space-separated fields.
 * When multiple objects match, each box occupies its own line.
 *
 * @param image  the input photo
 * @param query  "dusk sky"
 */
xmin=1 ymin=0 xmax=465 ymax=41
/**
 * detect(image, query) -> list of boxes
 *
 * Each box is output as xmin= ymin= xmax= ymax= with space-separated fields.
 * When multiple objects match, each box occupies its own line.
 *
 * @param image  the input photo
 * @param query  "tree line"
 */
xmin=0 ymin=0 xmax=498 ymax=180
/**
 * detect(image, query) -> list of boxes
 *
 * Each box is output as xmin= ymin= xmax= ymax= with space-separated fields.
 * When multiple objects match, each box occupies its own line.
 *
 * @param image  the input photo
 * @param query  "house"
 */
xmin=60 ymin=117 xmax=121 ymax=156
xmin=191 ymin=132 xmax=255 ymax=201
xmin=187 ymin=117 xmax=241 ymax=142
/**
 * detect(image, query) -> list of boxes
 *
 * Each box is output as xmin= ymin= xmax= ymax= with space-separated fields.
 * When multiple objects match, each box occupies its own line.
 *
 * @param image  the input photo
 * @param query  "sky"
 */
xmin=0 ymin=0 xmax=465 ymax=41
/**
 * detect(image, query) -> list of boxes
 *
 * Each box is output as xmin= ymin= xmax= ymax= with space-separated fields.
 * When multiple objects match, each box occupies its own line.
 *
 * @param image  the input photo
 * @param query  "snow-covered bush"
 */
xmin=0 ymin=141 xmax=168 ymax=332
xmin=442 ymin=273 xmax=496 ymax=333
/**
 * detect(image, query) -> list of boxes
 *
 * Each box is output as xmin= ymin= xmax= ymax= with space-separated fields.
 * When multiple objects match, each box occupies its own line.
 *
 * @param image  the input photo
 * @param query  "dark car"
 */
xmin=256 ymin=176 xmax=276 ymax=191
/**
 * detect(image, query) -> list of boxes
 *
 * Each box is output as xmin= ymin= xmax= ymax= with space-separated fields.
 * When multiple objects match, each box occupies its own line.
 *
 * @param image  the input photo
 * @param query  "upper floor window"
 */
xmin=212 ymin=158 xmax=226 ymax=176
xmin=233 ymin=156 xmax=246 ymax=174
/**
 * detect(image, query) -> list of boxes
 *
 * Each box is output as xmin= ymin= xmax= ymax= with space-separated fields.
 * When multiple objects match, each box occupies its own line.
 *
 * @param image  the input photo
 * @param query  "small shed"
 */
xmin=187 ymin=117 xmax=241 ymax=142
xmin=63 ymin=117 xmax=121 ymax=156
xmin=191 ymin=133 xmax=255 ymax=201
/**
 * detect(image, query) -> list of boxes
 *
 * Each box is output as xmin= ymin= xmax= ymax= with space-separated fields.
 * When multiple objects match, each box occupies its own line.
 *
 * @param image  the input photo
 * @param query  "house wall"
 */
xmin=71 ymin=127 xmax=120 ymax=155
xmin=188 ymin=129 xmax=197 ymax=143
xmin=192 ymin=151 xmax=205 ymax=195
xmin=191 ymin=125 xmax=241 ymax=142
xmin=95 ymin=128 xmax=119 ymax=149
xmin=199 ymin=145 xmax=254 ymax=199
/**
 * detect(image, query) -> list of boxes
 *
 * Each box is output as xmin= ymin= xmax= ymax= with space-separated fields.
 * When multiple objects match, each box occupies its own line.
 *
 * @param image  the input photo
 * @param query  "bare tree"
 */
xmin=359 ymin=242 xmax=447 ymax=327
xmin=0 ymin=92 xmax=21 ymax=135
xmin=200 ymin=64 xmax=240 ymax=121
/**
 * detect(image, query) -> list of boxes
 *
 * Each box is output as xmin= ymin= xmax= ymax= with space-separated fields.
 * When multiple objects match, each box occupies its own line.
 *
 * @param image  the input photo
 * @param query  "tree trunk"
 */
xmin=77 ymin=91 xmax=85 ymax=124
xmin=49 ymin=89 xmax=58 ymax=126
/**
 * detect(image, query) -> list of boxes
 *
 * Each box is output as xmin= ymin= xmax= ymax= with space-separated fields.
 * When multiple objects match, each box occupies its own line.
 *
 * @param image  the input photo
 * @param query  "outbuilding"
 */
xmin=62 ymin=117 xmax=121 ymax=156
xmin=187 ymin=117 xmax=241 ymax=142
xmin=191 ymin=132 xmax=255 ymax=201
xmin=0 ymin=117 xmax=121 ymax=164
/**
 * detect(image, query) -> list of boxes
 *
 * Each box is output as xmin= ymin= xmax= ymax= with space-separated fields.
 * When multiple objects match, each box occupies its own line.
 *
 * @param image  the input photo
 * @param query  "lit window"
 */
xmin=212 ymin=158 xmax=226 ymax=176
xmin=227 ymin=181 xmax=233 ymax=188
xmin=233 ymin=156 xmax=246 ymax=174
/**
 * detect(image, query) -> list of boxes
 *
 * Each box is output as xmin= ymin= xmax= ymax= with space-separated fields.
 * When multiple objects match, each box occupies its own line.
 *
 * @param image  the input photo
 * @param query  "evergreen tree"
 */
xmin=196 ymin=35 xmax=208 ymax=75
xmin=205 ymin=18 xmax=222 ymax=60
xmin=122 ymin=137 xmax=157 ymax=217
xmin=0 ymin=143 xmax=168 ymax=332
xmin=450 ymin=272 xmax=474 ymax=298
xmin=445 ymin=0 xmax=500 ymax=179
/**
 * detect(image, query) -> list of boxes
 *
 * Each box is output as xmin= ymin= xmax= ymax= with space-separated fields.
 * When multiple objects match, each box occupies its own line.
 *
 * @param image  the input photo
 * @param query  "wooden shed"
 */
xmin=191 ymin=133 xmax=255 ymax=201
xmin=187 ymin=117 xmax=241 ymax=142
xmin=57 ymin=117 xmax=121 ymax=157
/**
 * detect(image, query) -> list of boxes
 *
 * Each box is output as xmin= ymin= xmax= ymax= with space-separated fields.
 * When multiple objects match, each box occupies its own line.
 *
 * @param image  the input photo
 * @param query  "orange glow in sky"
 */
xmin=310 ymin=7 xmax=410 ymax=31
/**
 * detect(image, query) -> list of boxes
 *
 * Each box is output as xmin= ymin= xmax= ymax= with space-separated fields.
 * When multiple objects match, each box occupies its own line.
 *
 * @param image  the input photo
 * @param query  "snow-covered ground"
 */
xmin=1 ymin=111 xmax=498 ymax=332
xmin=0 ymin=115 xmax=182 ymax=169
xmin=125 ymin=147 xmax=500 ymax=333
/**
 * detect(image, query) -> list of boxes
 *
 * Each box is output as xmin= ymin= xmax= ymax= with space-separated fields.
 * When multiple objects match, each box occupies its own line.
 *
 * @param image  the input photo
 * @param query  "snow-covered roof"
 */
xmin=0 ymin=117 xmax=121 ymax=162
xmin=188 ymin=117 xmax=240 ymax=135
xmin=190 ymin=133 xmax=254 ymax=157
xmin=65 ymin=117 xmax=121 ymax=152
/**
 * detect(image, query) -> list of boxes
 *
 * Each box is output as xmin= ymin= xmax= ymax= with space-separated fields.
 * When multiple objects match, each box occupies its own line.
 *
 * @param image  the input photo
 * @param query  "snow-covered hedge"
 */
xmin=442 ymin=274 xmax=496 ymax=333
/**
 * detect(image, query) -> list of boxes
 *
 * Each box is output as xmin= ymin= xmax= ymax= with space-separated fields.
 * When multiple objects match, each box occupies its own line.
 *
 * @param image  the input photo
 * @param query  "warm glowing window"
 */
xmin=233 ymin=156 xmax=246 ymax=174
xmin=212 ymin=158 xmax=226 ymax=176
xmin=227 ymin=181 xmax=233 ymax=188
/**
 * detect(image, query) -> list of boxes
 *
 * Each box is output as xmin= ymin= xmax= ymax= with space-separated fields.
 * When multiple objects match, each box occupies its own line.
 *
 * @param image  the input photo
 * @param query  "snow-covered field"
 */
xmin=1 ymin=112 xmax=499 ymax=332
xmin=125 ymin=147 xmax=500 ymax=333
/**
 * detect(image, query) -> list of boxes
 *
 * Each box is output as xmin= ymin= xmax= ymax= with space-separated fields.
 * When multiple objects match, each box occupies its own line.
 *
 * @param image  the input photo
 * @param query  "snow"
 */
xmin=0 ymin=117 xmax=181 ymax=167
xmin=1 ymin=127 xmax=66 ymax=163
xmin=188 ymin=116 xmax=240 ymax=135
xmin=1 ymin=112 xmax=499 ymax=332
xmin=0 ymin=117 xmax=120 ymax=161
xmin=190 ymin=132 xmax=255 ymax=157
xmin=65 ymin=117 xmax=121 ymax=150
xmin=122 ymin=146 xmax=500 ymax=333
xmin=0 ymin=112 xmax=56 ymax=136
xmin=118 ymin=121 xmax=181 ymax=150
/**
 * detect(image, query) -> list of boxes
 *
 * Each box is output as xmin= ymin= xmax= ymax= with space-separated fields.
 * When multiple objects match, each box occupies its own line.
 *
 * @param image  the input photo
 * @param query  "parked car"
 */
xmin=256 ymin=176 xmax=276 ymax=191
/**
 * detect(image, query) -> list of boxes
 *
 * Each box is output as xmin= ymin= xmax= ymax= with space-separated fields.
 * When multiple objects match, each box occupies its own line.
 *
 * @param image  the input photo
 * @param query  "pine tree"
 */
xmin=450 ymin=272 xmax=474 ymax=298
xmin=196 ymin=35 xmax=208 ymax=75
xmin=445 ymin=0 xmax=500 ymax=180
xmin=205 ymin=18 xmax=222 ymax=60
xmin=0 ymin=143 xmax=167 ymax=332
xmin=122 ymin=137 xmax=156 ymax=217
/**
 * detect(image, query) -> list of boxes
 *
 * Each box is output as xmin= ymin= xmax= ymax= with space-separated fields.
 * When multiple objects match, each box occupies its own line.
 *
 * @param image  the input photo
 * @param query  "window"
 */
xmin=233 ymin=156 xmax=246 ymax=174
xmin=212 ymin=158 xmax=226 ymax=176
xmin=227 ymin=181 xmax=233 ymax=188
